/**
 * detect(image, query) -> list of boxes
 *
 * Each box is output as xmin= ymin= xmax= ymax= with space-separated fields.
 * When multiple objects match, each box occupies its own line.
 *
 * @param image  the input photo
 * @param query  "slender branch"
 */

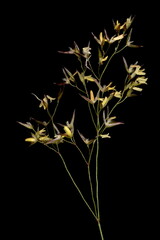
xmin=95 ymin=97 xmax=101 ymax=219
xmin=87 ymin=141 xmax=97 ymax=215
xmin=109 ymin=96 xmax=127 ymax=117
xmin=95 ymin=99 xmax=105 ymax=240
xmin=43 ymin=142 xmax=60 ymax=154
xmin=95 ymin=134 xmax=105 ymax=240
xmin=99 ymin=42 xmax=127 ymax=81
xmin=47 ymin=100 xmax=59 ymax=127
xmin=99 ymin=51 xmax=115 ymax=81
xmin=71 ymin=138 xmax=88 ymax=165
xmin=95 ymin=135 xmax=100 ymax=220
xmin=116 ymin=44 xmax=127 ymax=54
xmin=58 ymin=151 xmax=97 ymax=221
xmin=44 ymin=142 xmax=97 ymax=220
xmin=46 ymin=101 xmax=60 ymax=145
xmin=88 ymin=60 xmax=99 ymax=80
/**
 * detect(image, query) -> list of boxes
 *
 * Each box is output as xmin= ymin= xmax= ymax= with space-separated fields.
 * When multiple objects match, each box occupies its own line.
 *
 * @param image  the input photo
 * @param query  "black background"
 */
xmin=3 ymin=1 xmax=159 ymax=240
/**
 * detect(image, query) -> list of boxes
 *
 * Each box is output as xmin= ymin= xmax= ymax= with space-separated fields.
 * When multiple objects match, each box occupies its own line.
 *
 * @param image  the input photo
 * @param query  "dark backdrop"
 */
xmin=4 ymin=1 xmax=159 ymax=240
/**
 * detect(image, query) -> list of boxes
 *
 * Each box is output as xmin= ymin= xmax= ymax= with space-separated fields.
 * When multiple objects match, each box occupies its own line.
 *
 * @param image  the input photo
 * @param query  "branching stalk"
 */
xmin=58 ymin=150 xmax=97 ymax=221
xmin=19 ymin=16 xmax=147 ymax=240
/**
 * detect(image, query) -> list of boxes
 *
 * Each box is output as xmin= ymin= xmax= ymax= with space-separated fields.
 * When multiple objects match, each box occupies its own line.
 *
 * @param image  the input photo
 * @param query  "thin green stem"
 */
xmin=109 ymin=99 xmax=121 ymax=117
xmin=46 ymin=101 xmax=60 ymax=141
xmin=108 ymin=74 xmax=128 ymax=119
xmin=109 ymin=96 xmax=127 ymax=117
xmin=47 ymin=100 xmax=59 ymax=126
xmin=42 ymin=142 xmax=59 ymax=154
xmin=52 ymin=100 xmax=59 ymax=118
xmin=45 ymin=142 xmax=97 ymax=220
xmin=100 ymin=42 xmax=127 ymax=81
xmin=72 ymin=138 xmax=88 ymax=165
xmin=95 ymin=99 xmax=105 ymax=240
xmin=95 ymin=136 xmax=105 ymax=240
xmin=88 ymin=60 xmax=99 ymax=80
xmin=88 ymin=140 xmax=95 ymax=164
xmin=78 ymin=56 xmax=85 ymax=72
xmin=95 ymin=98 xmax=101 ymax=218
xmin=58 ymin=151 xmax=97 ymax=221
xmin=95 ymin=136 xmax=100 ymax=220
xmin=70 ymin=82 xmax=86 ymax=94
xmin=87 ymin=141 xmax=97 ymax=215
xmin=88 ymin=164 xmax=97 ymax=216
xmin=99 ymin=51 xmax=116 ymax=81
xmin=98 ymin=221 xmax=105 ymax=240
xmin=116 ymin=44 xmax=127 ymax=54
